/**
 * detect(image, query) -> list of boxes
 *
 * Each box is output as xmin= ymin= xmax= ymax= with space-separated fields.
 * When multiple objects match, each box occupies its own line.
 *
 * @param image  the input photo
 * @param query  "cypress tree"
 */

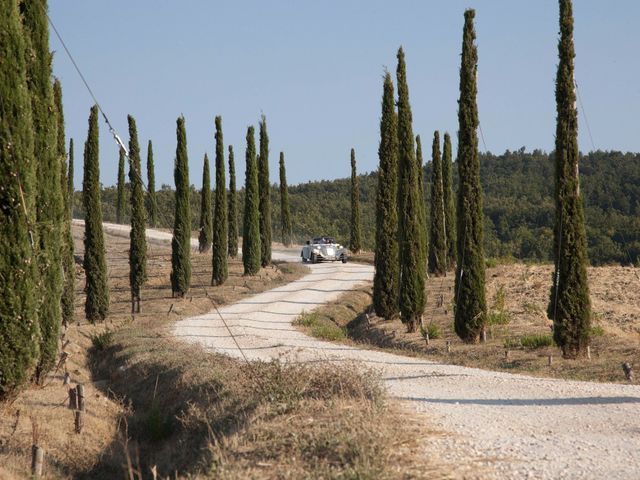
xmin=442 ymin=132 xmax=457 ymax=269
xmin=0 ymin=0 xmax=39 ymax=398
xmin=127 ymin=115 xmax=147 ymax=313
xmin=396 ymin=47 xmax=426 ymax=333
xmin=454 ymin=10 xmax=487 ymax=343
xmin=243 ymin=126 xmax=261 ymax=275
xmin=171 ymin=116 xmax=192 ymax=297
xmin=24 ymin=0 xmax=64 ymax=380
xmin=83 ymin=105 xmax=110 ymax=322
xmin=116 ymin=147 xmax=126 ymax=224
xmin=212 ymin=116 xmax=228 ymax=285
xmin=258 ymin=115 xmax=272 ymax=267
xmin=547 ymin=0 xmax=591 ymax=358
xmin=428 ymin=131 xmax=447 ymax=276
xmin=198 ymin=153 xmax=213 ymax=253
xmin=53 ymin=79 xmax=75 ymax=328
xmin=349 ymin=148 xmax=362 ymax=253
xmin=279 ymin=152 xmax=293 ymax=247
xmin=415 ymin=134 xmax=429 ymax=267
xmin=228 ymin=145 xmax=239 ymax=257
xmin=373 ymin=72 xmax=400 ymax=320
xmin=68 ymin=138 xmax=74 ymax=217
xmin=146 ymin=140 xmax=158 ymax=228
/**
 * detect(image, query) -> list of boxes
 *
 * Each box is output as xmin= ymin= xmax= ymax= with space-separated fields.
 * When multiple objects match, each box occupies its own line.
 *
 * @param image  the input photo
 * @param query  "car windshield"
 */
xmin=312 ymin=237 xmax=336 ymax=245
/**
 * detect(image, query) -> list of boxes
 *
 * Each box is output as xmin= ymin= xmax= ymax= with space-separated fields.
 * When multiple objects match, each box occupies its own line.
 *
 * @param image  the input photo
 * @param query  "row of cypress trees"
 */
xmin=370 ymin=12 xmax=490 ymax=337
xmin=0 ymin=0 xmax=82 ymax=397
xmin=372 ymin=3 xmax=590 ymax=354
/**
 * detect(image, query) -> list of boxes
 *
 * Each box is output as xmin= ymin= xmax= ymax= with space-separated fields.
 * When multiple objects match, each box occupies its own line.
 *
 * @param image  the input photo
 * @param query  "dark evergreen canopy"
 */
xmin=279 ymin=152 xmax=293 ymax=247
xmin=258 ymin=115 xmax=272 ymax=267
xmin=146 ymin=140 xmax=158 ymax=228
xmin=198 ymin=153 xmax=213 ymax=253
xmin=442 ymin=132 xmax=456 ymax=269
xmin=116 ymin=147 xmax=126 ymax=224
xmin=128 ymin=115 xmax=147 ymax=313
xmin=428 ymin=131 xmax=447 ymax=276
xmin=228 ymin=145 xmax=239 ymax=258
xmin=454 ymin=10 xmax=487 ymax=343
xmin=373 ymin=72 xmax=400 ymax=320
xmin=547 ymin=0 xmax=591 ymax=358
xmin=349 ymin=148 xmax=362 ymax=254
xmin=243 ymin=126 xmax=261 ymax=275
xmin=212 ymin=116 xmax=228 ymax=285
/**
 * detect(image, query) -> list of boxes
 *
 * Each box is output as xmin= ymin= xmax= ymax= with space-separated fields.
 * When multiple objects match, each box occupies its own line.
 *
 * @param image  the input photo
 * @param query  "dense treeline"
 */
xmin=77 ymin=148 xmax=639 ymax=266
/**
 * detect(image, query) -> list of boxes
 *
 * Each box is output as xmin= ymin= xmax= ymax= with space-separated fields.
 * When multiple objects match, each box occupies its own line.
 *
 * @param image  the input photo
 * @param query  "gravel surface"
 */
xmin=97 ymin=223 xmax=640 ymax=479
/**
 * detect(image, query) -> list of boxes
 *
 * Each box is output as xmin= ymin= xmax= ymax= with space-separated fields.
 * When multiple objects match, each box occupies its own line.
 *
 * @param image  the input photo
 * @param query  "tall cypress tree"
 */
xmin=198 ymin=153 xmax=213 ymax=253
xmin=171 ymin=116 xmax=192 ymax=297
xmin=454 ymin=10 xmax=487 ymax=343
xmin=442 ymin=132 xmax=457 ymax=269
xmin=116 ymin=147 xmax=126 ymax=224
xmin=279 ymin=152 xmax=293 ymax=247
xmin=83 ymin=106 xmax=109 ymax=322
xmin=128 ymin=115 xmax=147 ymax=313
xmin=415 ymin=134 xmax=428 ymax=267
xmin=228 ymin=145 xmax=239 ymax=258
xmin=258 ymin=115 xmax=272 ymax=267
xmin=0 ymin=0 xmax=39 ymax=398
xmin=146 ymin=140 xmax=158 ymax=228
xmin=428 ymin=131 xmax=447 ymax=276
xmin=243 ymin=126 xmax=261 ymax=275
xmin=349 ymin=148 xmax=362 ymax=253
xmin=24 ymin=0 xmax=64 ymax=380
xmin=373 ymin=72 xmax=400 ymax=320
xmin=396 ymin=47 xmax=426 ymax=333
xmin=53 ymin=79 xmax=75 ymax=328
xmin=212 ymin=116 xmax=228 ymax=285
xmin=68 ymin=138 xmax=74 ymax=217
xmin=547 ymin=0 xmax=591 ymax=358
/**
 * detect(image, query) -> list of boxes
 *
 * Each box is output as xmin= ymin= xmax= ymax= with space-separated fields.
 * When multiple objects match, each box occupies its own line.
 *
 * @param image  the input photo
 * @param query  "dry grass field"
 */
xmin=299 ymin=255 xmax=640 ymax=384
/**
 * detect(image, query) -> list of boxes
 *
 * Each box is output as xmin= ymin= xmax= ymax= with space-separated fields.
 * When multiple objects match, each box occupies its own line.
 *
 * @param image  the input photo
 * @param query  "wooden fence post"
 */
xmin=31 ymin=445 xmax=44 ymax=477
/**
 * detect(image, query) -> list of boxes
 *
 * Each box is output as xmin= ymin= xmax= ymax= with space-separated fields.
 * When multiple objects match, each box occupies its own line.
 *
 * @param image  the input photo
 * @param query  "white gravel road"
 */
xmin=94 ymin=222 xmax=640 ymax=479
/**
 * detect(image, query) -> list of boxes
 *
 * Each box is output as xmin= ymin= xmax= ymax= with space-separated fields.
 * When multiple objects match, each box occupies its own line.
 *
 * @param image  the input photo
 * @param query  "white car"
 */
xmin=301 ymin=236 xmax=348 ymax=264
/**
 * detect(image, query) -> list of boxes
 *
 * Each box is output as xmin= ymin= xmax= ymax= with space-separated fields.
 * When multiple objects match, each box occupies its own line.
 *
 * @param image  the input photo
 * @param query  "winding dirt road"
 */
xmin=96 ymin=222 xmax=640 ymax=479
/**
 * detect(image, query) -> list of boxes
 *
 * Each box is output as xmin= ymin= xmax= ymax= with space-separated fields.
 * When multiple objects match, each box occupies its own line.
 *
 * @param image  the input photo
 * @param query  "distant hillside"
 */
xmin=75 ymin=149 xmax=640 ymax=265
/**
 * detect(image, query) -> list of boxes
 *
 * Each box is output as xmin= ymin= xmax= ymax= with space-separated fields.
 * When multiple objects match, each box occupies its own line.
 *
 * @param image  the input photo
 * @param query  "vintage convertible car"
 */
xmin=301 ymin=236 xmax=348 ymax=263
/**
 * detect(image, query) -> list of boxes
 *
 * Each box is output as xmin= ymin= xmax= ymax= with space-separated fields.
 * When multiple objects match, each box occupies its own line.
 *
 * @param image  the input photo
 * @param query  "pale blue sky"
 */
xmin=49 ymin=1 xmax=640 ymax=189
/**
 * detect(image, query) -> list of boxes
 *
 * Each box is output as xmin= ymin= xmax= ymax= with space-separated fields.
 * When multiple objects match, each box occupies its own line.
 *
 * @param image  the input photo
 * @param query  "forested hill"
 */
xmin=79 ymin=149 xmax=639 ymax=266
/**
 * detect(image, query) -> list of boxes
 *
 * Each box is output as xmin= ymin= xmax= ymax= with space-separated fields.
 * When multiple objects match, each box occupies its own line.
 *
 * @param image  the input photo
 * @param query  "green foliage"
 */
xmin=24 ymin=0 xmax=64 ymax=381
xmin=146 ymin=140 xmax=158 ymax=227
xmin=53 ymin=79 xmax=75 ymax=328
xmin=396 ymin=47 xmax=426 ymax=333
xmin=228 ymin=145 xmax=239 ymax=257
xmin=295 ymin=312 xmax=346 ymax=342
xmin=68 ymin=138 xmax=74 ymax=217
xmin=145 ymin=400 xmax=174 ymax=442
xmin=548 ymin=0 xmax=591 ymax=358
xmin=415 ymin=134 xmax=428 ymax=267
xmin=279 ymin=152 xmax=293 ymax=246
xmin=90 ymin=329 xmax=115 ymax=351
xmin=442 ymin=132 xmax=457 ymax=269
xmin=420 ymin=323 xmax=441 ymax=340
xmin=243 ymin=126 xmax=261 ymax=275
xmin=454 ymin=10 xmax=487 ymax=343
xmin=373 ymin=72 xmax=400 ymax=320
xmin=116 ymin=148 xmax=126 ymax=224
xmin=428 ymin=131 xmax=447 ymax=276
xmin=198 ymin=153 xmax=212 ymax=253
xmin=128 ymin=115 xmax=147 ymax=313
xmin=83 ymin=105 xmax=110 ymax=322
xmin=258 ymin=115 xmax=272 ymax=267
xmin=212 ymin=116 xmax=228 ymax=285
xmin=0 ymin=0 xmax=39 ymax=398
xmin=171 ymin=116 xmax=192 ymax=297
xmin=520 ymin=334 xmax=554 ymax=349
xmin=590 ymin=325 xmax=605 ymax=337
xmin=349 ymin=148 xmax=362 ymax=253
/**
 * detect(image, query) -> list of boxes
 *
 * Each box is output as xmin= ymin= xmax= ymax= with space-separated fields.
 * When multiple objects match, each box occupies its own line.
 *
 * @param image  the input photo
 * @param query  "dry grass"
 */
xmin=297 ymin=263 xmax=640 ymax=383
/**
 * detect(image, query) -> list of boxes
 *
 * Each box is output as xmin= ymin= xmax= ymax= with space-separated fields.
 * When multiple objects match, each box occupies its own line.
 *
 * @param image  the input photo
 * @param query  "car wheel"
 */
xmin=311 ymin=253 xmax=317 ymax=264
xmin=341 ymin=256 xmax=348 ymax=264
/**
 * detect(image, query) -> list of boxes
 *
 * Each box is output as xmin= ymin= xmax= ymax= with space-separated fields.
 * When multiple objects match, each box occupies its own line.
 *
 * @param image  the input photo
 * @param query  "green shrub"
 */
xmin=146 ymin=401 xmax=173 ymax=442
xmin=312 ymin=323 xmax=346 ymax=342
xmin=503 ymin=337 xmax=521 ymax=349
xmin=487 ymin=311 xmax=510 ymax=326
xmin=520 ymin=334 xmax=553 ymax=349
xmin=590 ymin=325 xmax=605 ymax=337
xmin=420 ymin=323 xmax=441 ymax=340
xmin=90 ymin=330 xmax=115 ymax=351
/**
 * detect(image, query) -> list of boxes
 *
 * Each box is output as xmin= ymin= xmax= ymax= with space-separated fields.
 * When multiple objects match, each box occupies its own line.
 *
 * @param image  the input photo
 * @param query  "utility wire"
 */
xmin=574 ymin=80 xmax=596 ymax=152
